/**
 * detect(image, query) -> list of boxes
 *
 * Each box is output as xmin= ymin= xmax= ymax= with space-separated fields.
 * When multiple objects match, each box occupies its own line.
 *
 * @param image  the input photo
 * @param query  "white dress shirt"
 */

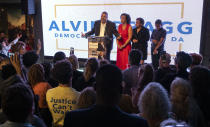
xmin=99 ymin=22 xmax=106 ymax=37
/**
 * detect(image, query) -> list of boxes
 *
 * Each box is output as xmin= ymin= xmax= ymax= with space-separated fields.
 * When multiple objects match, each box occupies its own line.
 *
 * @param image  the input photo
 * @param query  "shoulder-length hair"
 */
xmin=120 ymin=13 xmax=131 ymax=24
xmin=28 ymin=64 xmax=45 ymax=87
xmin=84 ymin=58 xmax=99 ymax=82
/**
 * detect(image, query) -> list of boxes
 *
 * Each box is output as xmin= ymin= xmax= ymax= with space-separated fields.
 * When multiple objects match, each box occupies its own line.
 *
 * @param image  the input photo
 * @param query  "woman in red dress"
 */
xmin=116 ymin=13 xmax=133 ymax=70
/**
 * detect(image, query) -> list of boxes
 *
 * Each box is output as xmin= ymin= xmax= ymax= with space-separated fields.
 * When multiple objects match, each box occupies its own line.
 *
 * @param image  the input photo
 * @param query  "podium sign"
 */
xmin=88 ymin=36 xmax=107 ymax=59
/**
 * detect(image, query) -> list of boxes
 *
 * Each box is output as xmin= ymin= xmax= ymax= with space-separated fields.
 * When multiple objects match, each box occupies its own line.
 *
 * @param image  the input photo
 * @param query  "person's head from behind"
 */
xmin=2 ymin=64 xmax=17 ymax=80
xmin=99 ymin=59 xmax=110 ymax=67
xmin=41 ymin=62 xmax=52 ymax=81
xmin=68 ymin=54 xmax=79 ymax=71
xmin=159 ymin=52 xmax=171 ymax=68
xmin=28 ymin=64 xmax=45 ymax=87
xmin=101 ymin=11 xmax=108 ymax=24
xmin=160 ymin=118 xmax=190 ymax=127
xmin=138 ymin=64 xmax=154 ymax=91
xmin=189 ymin=66 xmax=210 ymax=123
xmin=2 ymin=83 xmax=33 ymax=123
xmin=11 ymin=41 xmax=26 ymax=55
xmin=129 ymin=49 xmax=142 ymax=66
xmin=120 ymin=13 xmax=131 ymax=24
xmin=189 ymin=66 xmax=210 ymax=95
xmin=95 ymin=65 xmax=122 ymax=105
xmin=189 ymin=53 xmax=203 ymax=67
xmin=175 ymin=51 xmax=192 ymax=71
xmin=22 ymin=51 xmax=39 ymax=68
xmin=77 ymin=87 xmax=96 ymax=109
xmin=136 ymin=17 xmax=145 ymax=28
xmin=155 ymin=19 xmax=162 ymax=30
xmin=0 ymin=58 xmax=10 ymax=70
xmin=138 ymin=82 xmax=171 ymax=125
xmin=53 ymin=51 xmax=66 ymax=64
xmin=170 ymin=78 xmax=193 ymax=121
xmin=52 ymin=60 xmax=73 ymax=86
xmin=84 ymin=57 xmax=99 ymax=82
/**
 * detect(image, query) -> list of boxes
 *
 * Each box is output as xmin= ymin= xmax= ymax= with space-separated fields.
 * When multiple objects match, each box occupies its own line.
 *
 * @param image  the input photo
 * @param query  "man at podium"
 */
xmin=82 ymin=11 xmax=120 ymax=61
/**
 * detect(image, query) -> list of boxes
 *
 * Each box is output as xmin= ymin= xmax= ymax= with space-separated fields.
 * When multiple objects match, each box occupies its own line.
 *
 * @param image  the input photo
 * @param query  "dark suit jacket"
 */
xmin=63 ymin=105 xmax=148 ymax=127
xmin=85 ymin=20 xmax=119 ymax=50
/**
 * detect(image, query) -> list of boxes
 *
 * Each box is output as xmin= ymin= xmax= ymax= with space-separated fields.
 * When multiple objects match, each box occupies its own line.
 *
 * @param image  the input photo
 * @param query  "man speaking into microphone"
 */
xmin=82 ymin=11 xmax=121 ymax=61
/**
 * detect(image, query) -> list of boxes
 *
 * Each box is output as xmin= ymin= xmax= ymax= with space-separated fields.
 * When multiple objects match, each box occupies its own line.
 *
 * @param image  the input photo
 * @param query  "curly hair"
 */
xmin=28 ymin=64 xmax=45 ymax=87
xmin=51 ymin=60 xmax=73 ymax=85
xmin=121 ymin=13 xmax=131 ymax=24
xmin=84 ymin=58 xmax=99 ymax=82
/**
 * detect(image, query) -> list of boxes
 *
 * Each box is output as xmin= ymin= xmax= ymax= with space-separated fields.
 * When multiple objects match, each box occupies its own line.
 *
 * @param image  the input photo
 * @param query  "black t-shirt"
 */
xmin=132 ymin=26 xmax=150 ymax=48
xmin=151 ymin=28 xmax=166 ymax=51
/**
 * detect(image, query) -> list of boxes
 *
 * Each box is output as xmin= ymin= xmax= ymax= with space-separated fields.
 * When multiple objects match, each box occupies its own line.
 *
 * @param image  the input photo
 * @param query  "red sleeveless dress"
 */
xmin=116 ymin=24 xmax=131 ymax=70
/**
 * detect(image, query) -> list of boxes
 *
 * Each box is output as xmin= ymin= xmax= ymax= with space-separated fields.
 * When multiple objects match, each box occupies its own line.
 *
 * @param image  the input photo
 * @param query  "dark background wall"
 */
xmin=200 ymin=0 xmax=210 ymax=66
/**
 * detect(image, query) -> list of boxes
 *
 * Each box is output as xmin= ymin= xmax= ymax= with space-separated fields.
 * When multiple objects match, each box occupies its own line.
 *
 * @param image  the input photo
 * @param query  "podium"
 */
xmin=88 ymin=36 xmax=109 ymax=59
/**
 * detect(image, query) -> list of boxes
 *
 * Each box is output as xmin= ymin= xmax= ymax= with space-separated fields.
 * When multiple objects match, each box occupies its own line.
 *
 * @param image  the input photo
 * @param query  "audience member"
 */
xmin=170 ymin=77 xmax=205 ymax=127
xmin=68 ymin=54 xmax=83 ymax=89
xmin=138 ymin=82 xmax=171 ymax=127
xmin=28 ymin=64 xmax=52 ymax=108
xmin=189 ymin=66 xmax=210 ymax=126
xmin=10 ymin=41 xmax=26 ymax=55
xmin=122 ymin=49 xmax=141 ymax=95
xmin=64 ymin=64 xmax=148 ymax=127
xmin=46 ymin=60 xmax=80 ymax=126
xmin=41 ymin=62 xmax=52 ymax=82
xmin=53 ymin=51 xmax=66 ymax=64
xmin=77 ymin=87 xmax=96 ymax=109
xmin=99 ymin=59 xmax=110 ymax=67
xmin=0 ymin=34 xmax=21 ymax=56
xmin=75 ymin=58 xmax=99 ymax=91
xmin=132 ymin=64 xmax=154 ymax=108
xmin=189 ymin=53 xmax=203 ymax=69
xmin=160 ymin=51 xmax=192 ymax=93
xmin=22 ymin=51 xmax=39 ymax=69
xmin=155 ymin=52 xmax=175 ymax=82
xmin=28 ymin=64 xmax=52 ymax=127
xmin=119 ymin=94 xmax=138 ymax=114
xmin=160 ymin=118 xmax=190 ymax=127
xmin=0 ymin=83 xmax=46 ymax=127
xmin=47 ymin=51 xmax=67 ymax=88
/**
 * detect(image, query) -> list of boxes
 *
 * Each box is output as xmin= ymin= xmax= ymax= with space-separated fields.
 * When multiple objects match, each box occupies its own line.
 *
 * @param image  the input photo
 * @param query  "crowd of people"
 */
xmin=0 ymin=30 xmax=210 ymax=127
xmin=0 ymin=11 xmax=210 ymax=127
